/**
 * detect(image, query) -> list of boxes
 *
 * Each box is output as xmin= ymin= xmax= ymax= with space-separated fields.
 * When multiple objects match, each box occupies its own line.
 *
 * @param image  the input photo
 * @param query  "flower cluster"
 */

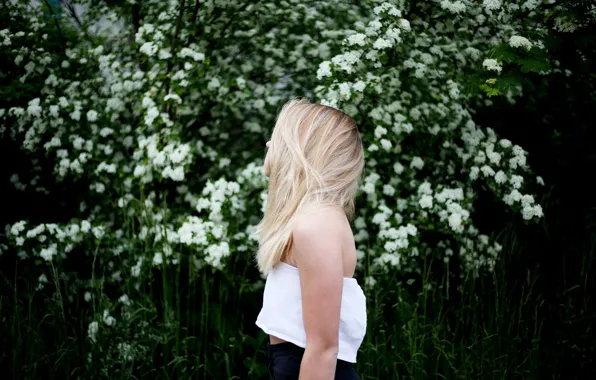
xmin=8 ymin=220 xmax=104 ymax=262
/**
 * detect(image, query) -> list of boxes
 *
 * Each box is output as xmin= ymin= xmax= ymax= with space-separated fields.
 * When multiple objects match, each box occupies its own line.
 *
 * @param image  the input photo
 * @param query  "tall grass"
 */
xmin=1 ymin=230 xmax=593 ymax=379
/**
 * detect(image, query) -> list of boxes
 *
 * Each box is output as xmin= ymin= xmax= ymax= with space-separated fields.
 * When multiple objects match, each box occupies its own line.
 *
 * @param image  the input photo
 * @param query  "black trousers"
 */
xmin=266 ymin=342 xmax=361 ymax=380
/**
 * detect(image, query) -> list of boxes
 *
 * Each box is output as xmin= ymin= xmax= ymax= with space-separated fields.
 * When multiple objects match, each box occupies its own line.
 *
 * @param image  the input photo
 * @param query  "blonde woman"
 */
xmin=255 ymin=99 xmax=367 ymax=380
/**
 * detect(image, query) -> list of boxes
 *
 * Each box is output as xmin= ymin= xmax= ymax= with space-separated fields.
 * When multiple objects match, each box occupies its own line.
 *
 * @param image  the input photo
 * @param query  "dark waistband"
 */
xmin=267 ymin=342 xmax=353 ymax=367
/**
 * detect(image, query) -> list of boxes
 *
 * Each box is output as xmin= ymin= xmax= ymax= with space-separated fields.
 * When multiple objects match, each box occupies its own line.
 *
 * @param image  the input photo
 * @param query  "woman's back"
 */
xmin=256 ymin=205 xmax=366 ymax=379
xmin=282 ymin=205 xmax=358 ymax=278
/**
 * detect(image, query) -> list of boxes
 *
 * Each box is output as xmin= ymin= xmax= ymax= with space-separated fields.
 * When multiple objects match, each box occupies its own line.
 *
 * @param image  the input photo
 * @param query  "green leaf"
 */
xmin=480 ymin=83 xmax=500 ymax=97
xmin=493 ymin=43 xmax=518 ymax=63
xmin=518 ymin=58 xmax=549 ymax=73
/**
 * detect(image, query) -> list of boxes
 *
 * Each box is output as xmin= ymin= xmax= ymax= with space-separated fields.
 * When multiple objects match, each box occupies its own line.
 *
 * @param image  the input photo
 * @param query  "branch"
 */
xmin=131 ymin=2 xmax=141 ymax=37
xmin=170 ymin=0 xmax=187 ymax=59
xmin=42 ymin=0 xmax=65 ymax=52
xmin=60 ymin=0 xmax=95 ymax=44
xmin=163 ymin=0 xmax=187 ymax=114
xmin=187 ymin=0 xmax=201 ymax=45
xmin=205 ymin=0 xmax=256 ymax=51
xmin=130 ymin=2 xmax=145 ymax=71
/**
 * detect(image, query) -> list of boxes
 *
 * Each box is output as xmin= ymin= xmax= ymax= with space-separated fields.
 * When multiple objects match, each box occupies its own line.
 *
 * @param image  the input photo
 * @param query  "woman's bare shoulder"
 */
xmin=290 ymin=206 xmax=345 ymax=270
xmin=292 ymin=205 xmax=346 ymax=234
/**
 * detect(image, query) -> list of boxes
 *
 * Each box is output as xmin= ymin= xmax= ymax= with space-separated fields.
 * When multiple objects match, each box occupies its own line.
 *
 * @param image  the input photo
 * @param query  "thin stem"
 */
xmin=42 ymin=0 xmax=65 ymax=52
xmin=163 ymin=0 xmax=187 ymax=114
xmin=60 ymin=0 xmax=95 ymax=43
xmin=187 ymin=0 xmax=201 ymax=46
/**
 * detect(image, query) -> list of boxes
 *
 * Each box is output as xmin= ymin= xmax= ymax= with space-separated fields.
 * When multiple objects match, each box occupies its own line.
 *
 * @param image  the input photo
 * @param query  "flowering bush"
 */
xmin=2 ymin=0 xmax=591 ymax=375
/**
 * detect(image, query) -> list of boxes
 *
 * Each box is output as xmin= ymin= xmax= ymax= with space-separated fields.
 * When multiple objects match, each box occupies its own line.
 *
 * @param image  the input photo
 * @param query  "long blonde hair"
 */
xmin=255 ymin=98 xmax=365 ymax=275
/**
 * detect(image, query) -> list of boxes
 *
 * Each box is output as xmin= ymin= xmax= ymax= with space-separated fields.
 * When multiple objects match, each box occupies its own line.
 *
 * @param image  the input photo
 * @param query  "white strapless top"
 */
xmin=255 ymin=262 xmax=367 ymax=363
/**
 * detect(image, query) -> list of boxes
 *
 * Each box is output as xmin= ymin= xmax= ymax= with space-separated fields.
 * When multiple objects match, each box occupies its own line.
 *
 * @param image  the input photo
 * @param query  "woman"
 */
xmin=255 ymin=98 xmax=367 ymax=380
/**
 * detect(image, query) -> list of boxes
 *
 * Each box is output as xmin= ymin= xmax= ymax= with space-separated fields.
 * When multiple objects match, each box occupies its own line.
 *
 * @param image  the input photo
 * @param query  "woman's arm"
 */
xmin=293 ymin=208 xmax=345 ymax=380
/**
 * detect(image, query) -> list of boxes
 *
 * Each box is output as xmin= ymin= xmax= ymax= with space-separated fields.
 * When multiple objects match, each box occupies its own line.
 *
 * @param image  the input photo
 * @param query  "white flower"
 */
xmin=158 ymin=49 xmax=172 ymax=60
xmin=503 ymin=189 xmax=522 ymax=205
xmin=92 ymin=226 xmax=105 ymax=239
xmin=499 ymin=139 xmax=512 ymax=148
xmin=131 ymin=257 xmax=143 ymax=277
xmin=385 ymin=28 xmax=402 ymax=44
xmin=532 ymin=204 xmax=544 ymax=218
xmin=118 ymin=342 xmax=135 ymax=361
xmin=153 ymin=252 xmax=163 ymax=266
xmin=139 ymin=42 xmax=158 ymax=56
xmin=86 ymin=110 xmax=98 ymax=122
xmin=509 ymin=35 xmax=532 ymax=51
xmin=383 ymin=184 xmax=395 ymax=196
xmin=377 ymin=253 xmax=401 ymax=267
xmin=40 ymin=244 xmax=57 ymax=261
xmin=92 ymin=182 xmax=105 ymax=193
xmin=27 ymin=98 xmax=42 ymax=117
xmin=317 ymin=61 xmax=332 ymax=80
xmin=88 ymin=321 xmax=99 ymax=343
xmin=536 ymin=176 xmax=545 ymax=186
xmin=145 ymin=106 xmax=159 ymax=126
xmin=373 ymin=2 xmax=399 ymax=15
xmin=142 ymin=96 xmax=155 ymax=109
xmin=81 ymin=220 xmax=91 ymax=233
xmin=373 ymin=38 xmax=391 ymax=50
xmin=487 ymin=150 xmax=501 ymax=164
xmin=521 ymin=194 xmax=534 ymax=208
xmin=522 ymin=205 xmax=537 ymax=220
xmin=353 ymin=80 xmax=366 ymax=92
xmin=99 ymin=127 xmax=114 ymax=137
xmin=419 ymin=195 xmax=433 ymax=209
xmin=178 ymin=47 xmax=205 ymax=61
xmin=10 ymin=221 xmax=26 ymax=236
xmin=365 ymin=19 xmax=383 ymax=36
xmin=163 ymin=166 xmax=185 ymax=181
xmin=84 ymin=292 xmax=92 ymax=302
xmin=483 ymin=58 xmax=502 ymax=73
xmin=164 ymin=93 xmax=182 ymax=104
xmin=394 ymin=162 xmax=404 ymax=174
xmin=236 ymin=77 xmax=246 ymax=89
xmin=119 ymin=294 xmax=131 ymax=306
xmin=205 ymin=242 xmax=230 ymax=268
xmin=480 ymin=165 xmax=495 ymax=177
xmin=380 ymin=139 xmax=392 ymax=151
xmin=399 ymin=19 xmax=411 ymax=31
xmin=494 ymin=170 xmax=507 ymax=184
xmin=440 ymin=0 xmax=466 ymax=14
xmin=522 ymin=0 xmax=541 ymax=11
xmin=510 ymin=174 xmax=523 ymax=189
xmin=207 ymin=77 xmax=221 ymax=90
xmin=417 ymin=182 xmax=432 ymax=195
xmin=364 ymin=276 xmax=377 ymax=289
xmin=483 ymin=0 xmax=501 ymax=10
xmin=374 ymin=126 xmax=387 ymax=138
xmin=410 ymin=156 xmax=424 ymax=170
xmin=448 ymin=212 xmax=463 ymax=231
xmin=253 ymin=99 xmax=265 ymax=110
xmin=361 ymin=182 xmax=375 ymax=194
xmin=338 ymin=83 xmax=351 ymax=99
xmin=170 ymin=144 xmax=190 ymax=164
xmin=133 ymin=165 xmax=146 ymax=177
xmin=347 ymin=33 xmax=366 ymax=46
xmin=103 ymin=309 xmax=116 ymax=326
